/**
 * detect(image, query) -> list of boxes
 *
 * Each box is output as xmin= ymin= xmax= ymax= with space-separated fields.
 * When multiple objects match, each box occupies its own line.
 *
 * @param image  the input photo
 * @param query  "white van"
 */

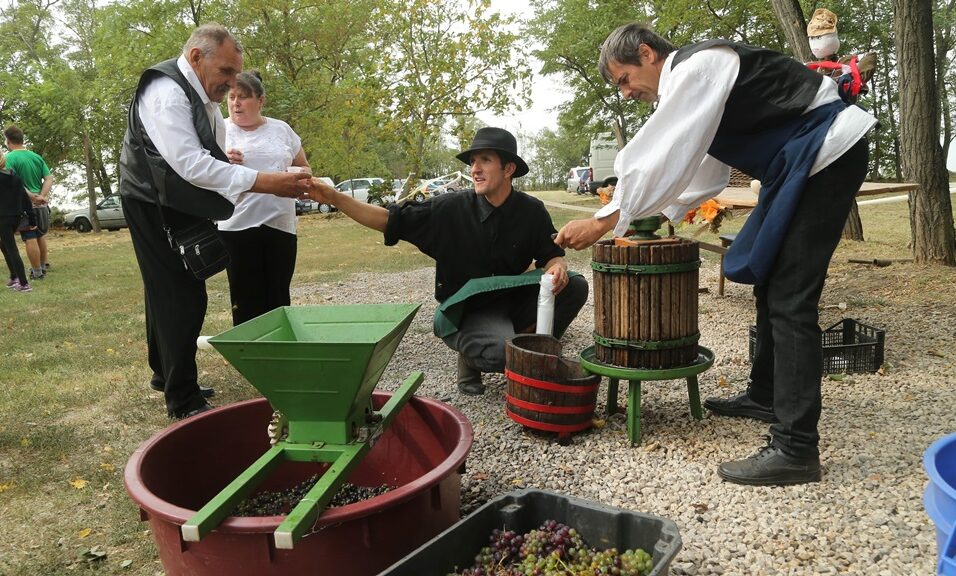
xmin=587 ymin=135 xmax=617 ymax=194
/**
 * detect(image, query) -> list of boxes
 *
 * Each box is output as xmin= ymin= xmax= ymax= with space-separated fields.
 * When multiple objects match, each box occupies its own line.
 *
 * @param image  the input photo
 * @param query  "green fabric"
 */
xmin=4 ymin=150 xmax=50 ymax=194
xmin=433 ymin=269 xmax=581 ymax=338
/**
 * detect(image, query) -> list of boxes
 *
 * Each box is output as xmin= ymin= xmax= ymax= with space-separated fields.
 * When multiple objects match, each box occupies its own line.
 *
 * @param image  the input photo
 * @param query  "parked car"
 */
xmin=64 ymin=195 xmax=127 ymax=232
xmin=295 ymin=198 xmax=317 ymax=215
xmin=335 ymin=178 xmax=385 ymax=205
xmin=566 ymin=166 xmax=591 ymax=194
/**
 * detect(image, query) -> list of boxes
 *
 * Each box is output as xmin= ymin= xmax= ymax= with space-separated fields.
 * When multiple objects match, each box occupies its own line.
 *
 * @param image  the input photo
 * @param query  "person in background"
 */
xmin=219 ymin=70 xmax=310 ymax=325
xmin=0 ymin=151 xmax=35 ymax=292
xmin=3 ymin=125 xmax=52 ymax=280
xmin=556 ymin=23 xmax=875 ymax=485
xmin=119 ymin=24 xmax=312 ymax=419
xmin=304 ymin=127 xmax=588 ymax=396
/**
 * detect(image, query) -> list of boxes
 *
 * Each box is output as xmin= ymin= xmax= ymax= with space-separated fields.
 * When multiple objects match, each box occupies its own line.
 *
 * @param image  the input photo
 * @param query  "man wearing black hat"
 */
xmin=306 ymin=127 xmax=588 ymax=395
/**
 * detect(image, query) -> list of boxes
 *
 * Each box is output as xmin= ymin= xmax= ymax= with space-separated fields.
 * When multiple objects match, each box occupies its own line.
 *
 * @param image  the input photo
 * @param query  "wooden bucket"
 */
xmin=504 ymin=335 xmax=601 ymax=441
xmin=591 ymin=237 xmax=700 ymax=369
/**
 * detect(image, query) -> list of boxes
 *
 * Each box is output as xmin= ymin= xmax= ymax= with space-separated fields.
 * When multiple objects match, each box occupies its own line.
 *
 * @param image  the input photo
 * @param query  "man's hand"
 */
xmin=542 ymin=257 xmax=569 ymax=294
xmin=303 ymin=178 xmax=337 ymax=205
xmin=251 ymin=171 xmax=312 ymax=198
xmin=29 ymin=193 xmax=47 ymax=206
xmin=554 ymin=215 xmax=616 ymax=250
xmin=226 ymin=148 xmax=244 ymax=165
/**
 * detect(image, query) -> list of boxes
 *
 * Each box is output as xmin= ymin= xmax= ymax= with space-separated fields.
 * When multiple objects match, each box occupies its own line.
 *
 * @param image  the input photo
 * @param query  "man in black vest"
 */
xmin=119 ymin=24 xmax=312 ymax=419
xmin=556 ymin=23 xmax=875 ymax=485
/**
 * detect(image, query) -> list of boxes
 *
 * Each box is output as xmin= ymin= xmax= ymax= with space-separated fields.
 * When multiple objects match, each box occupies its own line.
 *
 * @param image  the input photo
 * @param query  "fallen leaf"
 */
xmin=928 ymin=350 xmax=945 ymax=358
xmin=511 ymin=478 xmax=524 ymax=485
xmin=20 ymin=437 xmax=30 ymax=447
xmin=591 ymin=418 xmax=606 ymax=428
xmin=827 ymin=374 xmax=846 ymax=381
xmin=106 ymin=348 xmax=115 ymax=355
xmin=692 ymin=503 xmax=709 ymax=514
xmin=0 ymin=483 xmax=14 ymax=493
xmin=70 ymin=478 xmax=88 ymax=489
xmin=717 ymin=375 xmax=727 ymax=387
xmin=120 ymin=560 xmax=132 ymax=569
xmin=78 ymin=528 xmax=92 ymax=539
xmin=80 ymin=546 xmax=107 ymax=562
xmin=100 ymin=463 xmax=115 ymax=473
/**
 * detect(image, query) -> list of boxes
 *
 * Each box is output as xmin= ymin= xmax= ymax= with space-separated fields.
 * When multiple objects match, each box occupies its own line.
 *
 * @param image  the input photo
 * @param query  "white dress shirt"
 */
xmin=218 ymin=118 xmax=301 ymax=234
xmin=596 ymin=45 xmax=878 ymax=236
xmin=137 ymin=56 xmax=258 ymax=204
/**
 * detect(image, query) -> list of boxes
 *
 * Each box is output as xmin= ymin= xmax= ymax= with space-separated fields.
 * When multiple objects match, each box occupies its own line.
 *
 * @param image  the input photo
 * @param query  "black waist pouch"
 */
xmin=165 ymin=219 xmax=230 ymax=280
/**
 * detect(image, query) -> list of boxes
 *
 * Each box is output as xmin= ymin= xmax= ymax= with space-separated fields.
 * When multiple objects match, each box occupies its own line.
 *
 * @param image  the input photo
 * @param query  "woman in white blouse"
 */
xmin=219 ymin=70 xmax=310 ymax=325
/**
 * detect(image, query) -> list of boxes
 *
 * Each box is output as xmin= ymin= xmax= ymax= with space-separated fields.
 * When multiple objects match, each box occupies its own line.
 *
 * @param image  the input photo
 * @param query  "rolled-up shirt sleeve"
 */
xmin=595 ymin=47 xmax=739 ymax=236
xmin=138 ymin=76 xmax=257 ymax=203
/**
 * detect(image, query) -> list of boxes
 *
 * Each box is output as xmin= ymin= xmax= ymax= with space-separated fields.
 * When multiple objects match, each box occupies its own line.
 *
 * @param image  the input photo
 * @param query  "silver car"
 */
xmin=64 ymin=195 xmax=127 ymax=232
xmin=335 ymin=178 xmax=385 ymax=205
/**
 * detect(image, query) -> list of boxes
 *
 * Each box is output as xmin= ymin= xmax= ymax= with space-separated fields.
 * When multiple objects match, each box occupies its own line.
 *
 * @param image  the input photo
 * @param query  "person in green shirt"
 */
xmin=3 ymin=125 xmax=53 ymax=279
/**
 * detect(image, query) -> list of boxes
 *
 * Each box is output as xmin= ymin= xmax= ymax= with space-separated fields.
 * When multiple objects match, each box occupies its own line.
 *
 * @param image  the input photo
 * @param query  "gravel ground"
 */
xmin=292 ymin=260 xmax=954 ymax=575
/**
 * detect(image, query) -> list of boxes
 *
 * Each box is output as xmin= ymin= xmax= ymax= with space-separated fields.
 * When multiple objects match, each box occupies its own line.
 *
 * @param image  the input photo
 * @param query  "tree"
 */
xmin=894 ymin=0 xmax=956 ymax=264
xmin=527 ymin=127 xmax=588 ymax=190
xmin=373 ymin=0 xmax=531 ymax=182
xmin=769 ymin=0 xmax=812 ymax=62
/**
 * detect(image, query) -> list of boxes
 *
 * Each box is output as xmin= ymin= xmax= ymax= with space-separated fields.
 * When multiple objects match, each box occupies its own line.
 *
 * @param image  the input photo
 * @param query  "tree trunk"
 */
xmin=770 ymin=0 xmax=813 ymax=62
xmin=82 ymin=129 xmax=101 ymax=233
xmin=894 ymin=0 xmax=956 ymax=264
xmin=842 ymin=202 xmax=864 ymax=240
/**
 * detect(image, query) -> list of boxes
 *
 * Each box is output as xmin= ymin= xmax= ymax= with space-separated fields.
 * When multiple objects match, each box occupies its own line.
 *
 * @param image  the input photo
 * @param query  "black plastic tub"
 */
xmin=379 ymin=489 xmax=681 ymax=576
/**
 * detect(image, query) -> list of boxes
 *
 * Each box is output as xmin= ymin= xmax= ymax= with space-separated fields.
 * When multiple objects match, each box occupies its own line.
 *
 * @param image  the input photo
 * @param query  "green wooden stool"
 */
xmin=579 ymin=346 xmax=715 ymax=445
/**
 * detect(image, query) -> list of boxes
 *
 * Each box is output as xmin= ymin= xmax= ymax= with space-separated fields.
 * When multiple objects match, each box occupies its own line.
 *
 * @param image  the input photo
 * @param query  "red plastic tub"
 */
xmin=124 ymin=394 xmax=473 ymax=576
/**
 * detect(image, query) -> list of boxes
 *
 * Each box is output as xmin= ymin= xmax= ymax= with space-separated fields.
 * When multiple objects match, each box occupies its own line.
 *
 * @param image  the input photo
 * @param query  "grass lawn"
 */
xmin=0 ymin=189 xmax=950 ymax=574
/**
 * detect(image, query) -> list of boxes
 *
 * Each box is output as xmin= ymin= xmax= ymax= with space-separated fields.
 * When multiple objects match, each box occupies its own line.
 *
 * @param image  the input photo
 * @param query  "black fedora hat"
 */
xmin=455 ymin=127 xmax=529 ymax=178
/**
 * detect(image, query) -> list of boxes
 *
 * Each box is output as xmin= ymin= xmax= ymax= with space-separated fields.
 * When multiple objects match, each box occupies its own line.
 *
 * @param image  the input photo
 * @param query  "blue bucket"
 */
xmin=925 ymin=432 xmax=956 ymax=575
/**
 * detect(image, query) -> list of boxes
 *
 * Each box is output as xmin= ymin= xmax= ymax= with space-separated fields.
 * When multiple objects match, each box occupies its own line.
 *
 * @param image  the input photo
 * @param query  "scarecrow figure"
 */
xmin=806 ymin=8 xmax=877 ymax=105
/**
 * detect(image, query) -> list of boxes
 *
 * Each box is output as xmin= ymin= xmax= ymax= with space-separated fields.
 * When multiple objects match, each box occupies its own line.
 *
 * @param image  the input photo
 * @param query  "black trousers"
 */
xmin=1 ymin=216 xmax=27 ymax=283
xmin=747 ymin=139 xmax=869 ymax=457
xmin=442 ymin=275 xmax=589 ymax=373
xmin=124 ymin=197 xmax=209 ymax=417
xmin=219 ymin=225 xmax=297 ymax=326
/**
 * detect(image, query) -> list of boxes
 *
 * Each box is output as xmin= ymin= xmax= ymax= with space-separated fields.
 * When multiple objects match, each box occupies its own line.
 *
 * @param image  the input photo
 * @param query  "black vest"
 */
xmin=672 ymin=40 xmax=824 ymax=178
xmin=118 ymin=59 xmax=235 ymax=220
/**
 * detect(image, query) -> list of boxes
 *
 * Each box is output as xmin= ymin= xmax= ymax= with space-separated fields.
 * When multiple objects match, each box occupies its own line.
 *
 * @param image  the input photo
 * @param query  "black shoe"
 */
xmin=704 ymin=391 xmax=776 ymax=422
xmin=150 ymin=380 xmax=215 ymax=399
xmin=170 ymin=403 xmax=214 ymax=420
xmin=718 ymin=444 xmax=821 ymax=486
xmin=457 ymin=355 xmax=485 ymax=396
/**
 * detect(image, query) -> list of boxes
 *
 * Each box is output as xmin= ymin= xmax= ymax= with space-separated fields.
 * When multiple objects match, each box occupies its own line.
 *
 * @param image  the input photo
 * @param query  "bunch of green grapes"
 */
xmin=449 ymin=520 xmax=654 ymax=576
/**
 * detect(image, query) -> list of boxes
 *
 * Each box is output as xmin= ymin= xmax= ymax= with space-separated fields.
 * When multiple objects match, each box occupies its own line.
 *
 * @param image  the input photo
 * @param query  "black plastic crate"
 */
xmin=748 ymin=318 xmax=885 ymax=374
xmin=379 ymin=489 xmax=681 ymax=576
